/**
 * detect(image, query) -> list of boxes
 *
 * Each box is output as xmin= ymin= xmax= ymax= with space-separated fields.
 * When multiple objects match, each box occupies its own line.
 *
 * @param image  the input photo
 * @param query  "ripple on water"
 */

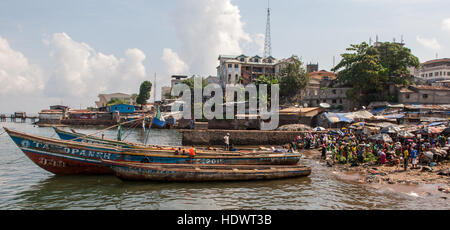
xmin=1 ymin=123 xmax=449 ymax=210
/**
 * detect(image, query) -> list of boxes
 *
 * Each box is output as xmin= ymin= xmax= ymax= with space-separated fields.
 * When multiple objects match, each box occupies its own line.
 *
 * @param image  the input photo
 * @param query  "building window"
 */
xmin=332 ymin=89 xmax=337 ymax=94
xmin=228 ymin=64 xmax=232 ymax=68
xmin=422 ymin=94 xmax=428 ymax=99
xmin=435 ymin=72 xmax=439 ymax=76
xmin=240 ymin=58 xmax=245 ymax=62
xmin=429 ymin=73 xmax=433 ymax=77
xmin=448 ymin=72 xmax=450 ymax=76
xmin=405 ymin=94 xmax=410 ymax=99
xmin=235 ymin=74 xmax=239 ymax=82
xmin=228 ymin=74 xmax=231 ymax=82
xmin=332 ymin=99 xmax=337 ymax=104
xmin=339 ymin=99 xmax=343 ymax=104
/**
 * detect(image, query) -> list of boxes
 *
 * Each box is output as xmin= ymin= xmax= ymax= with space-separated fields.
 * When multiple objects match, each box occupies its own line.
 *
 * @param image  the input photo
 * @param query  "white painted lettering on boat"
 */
xmin=38 ymin=157 xmax=66 ymax=168
xmin=21 ymin=140 xmax=30 ymax=148
xmin=21 ymin=139 xmax=112 ymax=160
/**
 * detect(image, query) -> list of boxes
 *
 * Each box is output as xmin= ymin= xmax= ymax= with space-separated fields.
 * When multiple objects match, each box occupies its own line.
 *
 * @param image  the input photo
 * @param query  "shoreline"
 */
xmin=301 ymin=149 xmax=450 ymax=199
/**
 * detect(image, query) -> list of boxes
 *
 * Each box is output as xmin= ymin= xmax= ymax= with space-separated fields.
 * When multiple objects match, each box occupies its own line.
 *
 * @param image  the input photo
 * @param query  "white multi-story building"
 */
xmin=415 ymin=58 xmax=450 ymax=82
xmin=216 ymin=54 xmax=302 ymax=87
xmin=217 ymin=55 xmax=281 ymax=86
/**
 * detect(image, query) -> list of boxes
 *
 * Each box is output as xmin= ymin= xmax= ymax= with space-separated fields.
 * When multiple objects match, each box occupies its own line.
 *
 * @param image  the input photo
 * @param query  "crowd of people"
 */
xmin=286 ymin=129 xmax=450 ymax=170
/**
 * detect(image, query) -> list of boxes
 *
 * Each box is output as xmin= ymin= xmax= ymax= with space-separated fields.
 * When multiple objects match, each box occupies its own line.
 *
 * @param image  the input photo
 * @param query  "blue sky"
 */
xmin=1 ymin=0 xmax=450 ymax=114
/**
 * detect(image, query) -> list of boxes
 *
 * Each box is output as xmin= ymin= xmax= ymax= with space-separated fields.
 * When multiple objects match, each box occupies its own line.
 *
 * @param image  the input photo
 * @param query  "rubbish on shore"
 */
xmin=438 ymin=169 xmax=450 ymax=176
xmin=438 ymin=186 xmax=450 ymax=194
xmin=421 ymin=166 xmax=433 ymax=172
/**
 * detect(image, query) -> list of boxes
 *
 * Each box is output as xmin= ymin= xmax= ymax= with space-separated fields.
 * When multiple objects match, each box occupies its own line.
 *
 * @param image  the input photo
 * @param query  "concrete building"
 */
xmin=205 ymin=76 xmax=219 ymax=84
xmin=306 ymin=63 xmax=319 ymax=73
xmin=300 ymin=87 xmax=352 ymax=111
xmin=309 ymin=70 xmax=337 ymax=82
xmin=161 ymin=86 xmax=172 ymax=101
xmin=414 ymin=58 xmax=450 ymax=83
xmin=109 ymin=104 xmax=136 ymax=114
xmin=397 ymin=85 xmax=450 ymax=104
xmin=95 ymin=93 xmax=133 ymax=108
xmin=171 ymin=75 xmax=189 ymax=88
xmin=217 ymin=54 xmax=278 ymax=86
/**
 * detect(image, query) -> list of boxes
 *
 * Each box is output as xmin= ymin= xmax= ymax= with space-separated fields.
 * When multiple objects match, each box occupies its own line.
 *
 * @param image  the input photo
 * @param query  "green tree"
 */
xmin=253 ymin=75 xmax=279 ymax=103
xmin=131 ymin=93 xmax=138 ymax=105
xmin=279 ymin=55 xmax=309 ymax=99
xmin=136 ymin=81 xmax=152 ymax=106
xmin=332 ymin=42 xmax=387 ymax=105
xmin=181 ymin=76 xmax=208 ymax=89
xmin=107 ymin=98 xmax=130 ymax=107
xmin=332 ymin=42 xmax=419 ymax=105
xmin=377 ymin=42 xmax=420 ymax=85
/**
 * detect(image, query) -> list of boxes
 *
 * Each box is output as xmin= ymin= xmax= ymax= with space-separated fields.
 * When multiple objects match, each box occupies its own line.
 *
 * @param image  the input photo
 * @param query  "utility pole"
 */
xmin=153 ymin=73 xmax=157 ymax=103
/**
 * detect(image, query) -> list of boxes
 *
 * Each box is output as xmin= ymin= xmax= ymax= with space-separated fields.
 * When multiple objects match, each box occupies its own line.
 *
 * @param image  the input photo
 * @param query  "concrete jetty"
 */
xmin=180 ymin=129 xmax=319 ymax=146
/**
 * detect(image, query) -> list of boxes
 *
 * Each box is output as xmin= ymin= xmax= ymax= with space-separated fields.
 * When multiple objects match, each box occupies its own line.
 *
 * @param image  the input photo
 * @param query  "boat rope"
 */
xmin=0 ymin=130 xmax=6 ymax=136
xmin=68 ymin=114 xmax=154 ymax=142
xmin=122 ymin=121 xmax=140 ymax=141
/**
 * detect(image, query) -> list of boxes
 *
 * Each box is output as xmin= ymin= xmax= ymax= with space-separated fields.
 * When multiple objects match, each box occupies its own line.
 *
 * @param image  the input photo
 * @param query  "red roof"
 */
xmin=421 ymin=58 xmax=450 ymax=66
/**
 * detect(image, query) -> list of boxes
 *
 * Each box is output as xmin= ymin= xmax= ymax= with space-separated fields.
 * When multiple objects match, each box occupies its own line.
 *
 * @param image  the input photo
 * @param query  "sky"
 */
xmin=1 ymin=0 xmax=450 ymax=114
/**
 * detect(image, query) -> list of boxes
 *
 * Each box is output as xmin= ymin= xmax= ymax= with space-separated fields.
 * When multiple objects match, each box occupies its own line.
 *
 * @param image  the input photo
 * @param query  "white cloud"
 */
xmin=161 ymin=48 xmax=189 ymax=76
xmin=442 ymin=18 xmax=450 ymax=32
xmin=416 ymin=36 xmax=441 ymax=50
xmin=0 ymin=36 xmax=44 ymax=96
xmin=254 ymin=33 xmax=265 ymax=54
xmin=169 ymin=0 xmax=252 ymax=76
xmin=44 ymin=33 xmax=147 ymax=102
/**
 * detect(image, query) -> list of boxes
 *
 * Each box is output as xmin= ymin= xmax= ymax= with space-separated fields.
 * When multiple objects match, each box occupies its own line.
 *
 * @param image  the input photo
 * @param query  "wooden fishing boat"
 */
xmin=102 ymin=160 xmax=311 ymax=182
xmin=53 ymin=127 xmax=141 ymax=149
xmin=4 ymin=128 xmax=302 ymax=175
xmin=53 ymin=127 xmax=275 ymax=154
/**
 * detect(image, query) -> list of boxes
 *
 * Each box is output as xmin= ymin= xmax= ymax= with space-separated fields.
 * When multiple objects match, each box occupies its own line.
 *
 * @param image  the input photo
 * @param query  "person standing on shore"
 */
xmin=403 ymin=148 xmax=410 ymax=171
xmin=411 ymin=148 xmax=418 ymax=169
xmin=224 ymin=133 xmax=230 ymax=151
xmin=321 ymin=144 xmax=327 ymax=159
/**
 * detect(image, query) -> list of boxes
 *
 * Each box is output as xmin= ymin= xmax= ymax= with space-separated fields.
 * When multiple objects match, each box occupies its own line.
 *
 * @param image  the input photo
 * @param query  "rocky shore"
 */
xmin=302 ymin=149 xmax=450 ymax=196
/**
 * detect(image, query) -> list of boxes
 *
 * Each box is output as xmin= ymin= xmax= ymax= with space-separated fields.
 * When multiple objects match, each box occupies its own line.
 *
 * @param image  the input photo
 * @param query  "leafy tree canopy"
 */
xmin=181 ymin=76 xmax=208 ymax=89
xmin=136 ymin=81 xmax=152 ymax=105
xmin=279 ymin=55 xmax=309 ymax=99
xmin=331 ymin=42 xmax=419 ymax=105
xmin=107 ymin=98 xmax=131 ymax=107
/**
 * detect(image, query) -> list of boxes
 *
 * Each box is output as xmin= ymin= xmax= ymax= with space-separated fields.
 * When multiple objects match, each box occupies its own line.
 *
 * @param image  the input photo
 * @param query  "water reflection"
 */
xmin=1 ymin=123 xmax=449 ymax=210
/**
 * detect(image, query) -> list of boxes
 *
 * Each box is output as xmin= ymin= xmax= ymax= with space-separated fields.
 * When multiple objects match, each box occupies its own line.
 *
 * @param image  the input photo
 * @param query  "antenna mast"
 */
xmin=264 ymin=0 xmax=272 ymax=58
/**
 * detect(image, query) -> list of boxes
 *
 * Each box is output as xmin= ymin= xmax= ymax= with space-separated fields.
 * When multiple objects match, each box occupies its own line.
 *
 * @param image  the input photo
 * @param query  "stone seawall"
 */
xmin=180 ymin=129 xmax=315 ymax=146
